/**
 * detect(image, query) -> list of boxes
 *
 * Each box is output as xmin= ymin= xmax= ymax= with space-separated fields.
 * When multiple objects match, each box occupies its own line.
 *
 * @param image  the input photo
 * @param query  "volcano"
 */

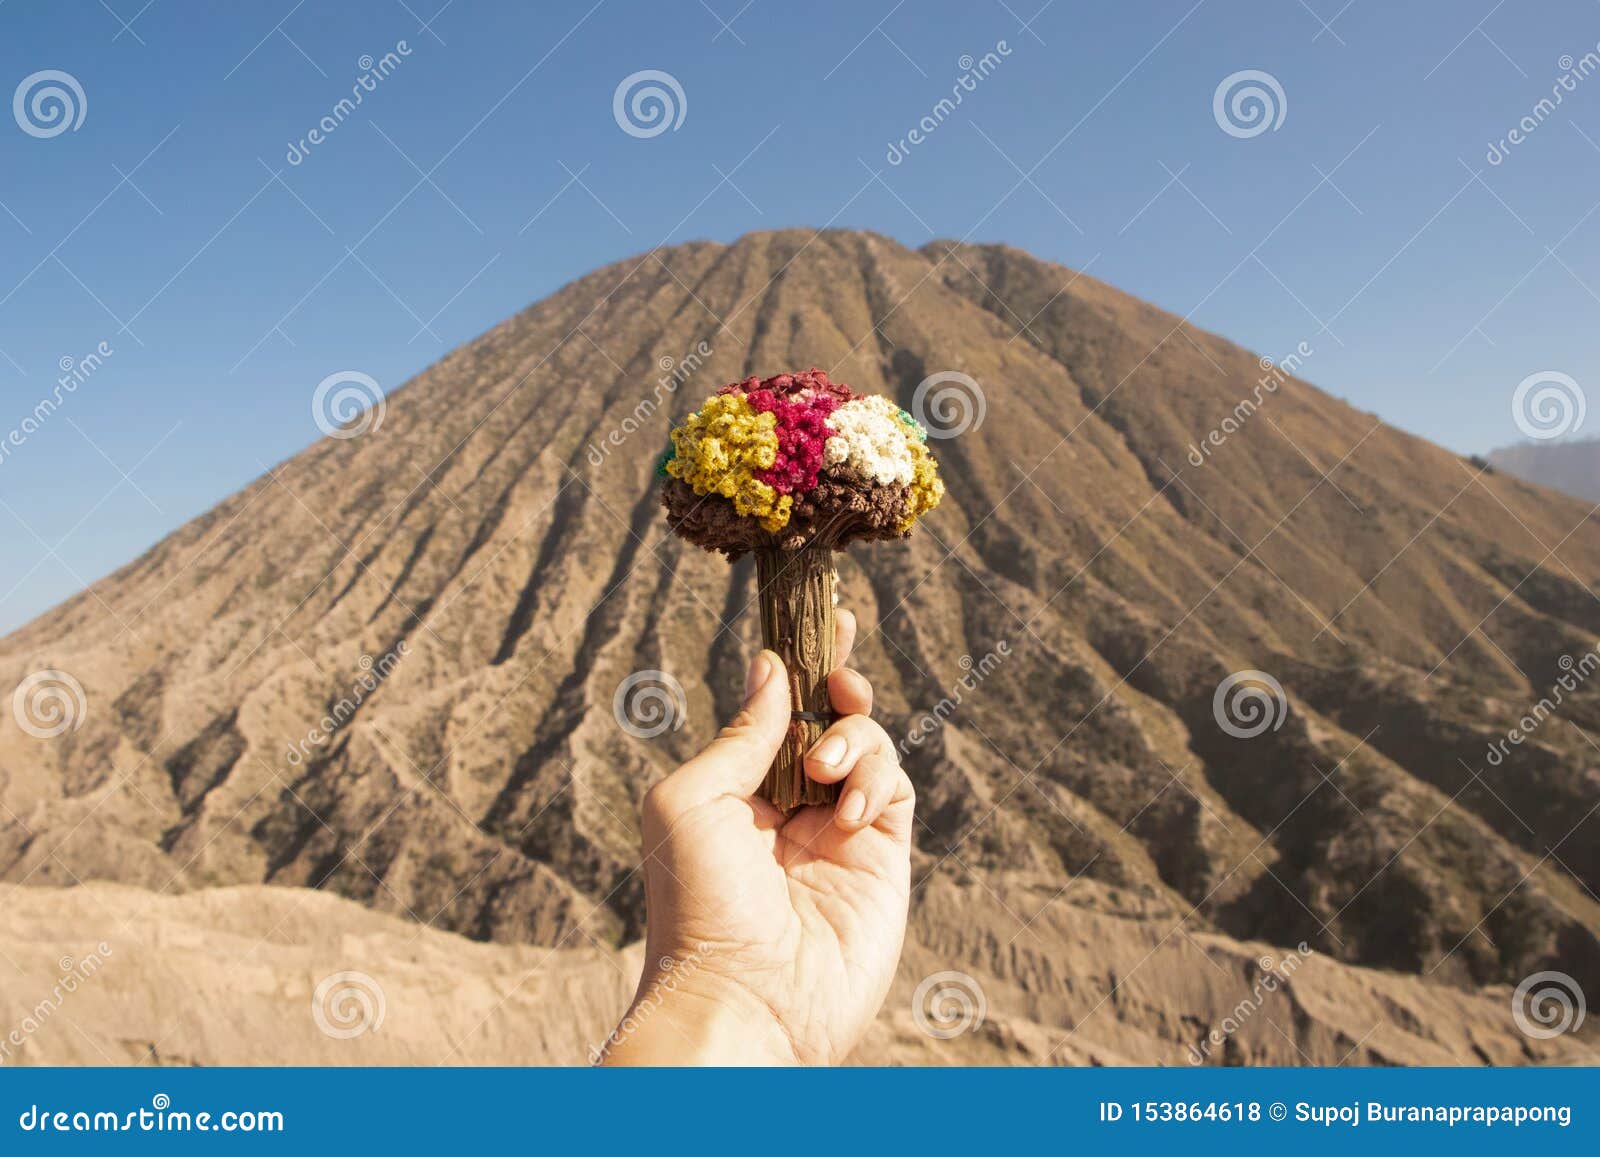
xmin=2 ymin=229 xmax=1595 ymax=1065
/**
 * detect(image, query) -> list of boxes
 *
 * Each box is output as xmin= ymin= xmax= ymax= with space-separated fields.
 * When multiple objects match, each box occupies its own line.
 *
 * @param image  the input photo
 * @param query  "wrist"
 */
xmin=596 ymin=965 xmax=799 ymax=1066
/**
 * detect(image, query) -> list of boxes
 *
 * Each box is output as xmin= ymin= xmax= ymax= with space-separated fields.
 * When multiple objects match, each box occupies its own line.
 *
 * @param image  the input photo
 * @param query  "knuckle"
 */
xmin=641 ymin=780 xmax=681 ymax=824
xmin=716 ymin=709 xmax=758 ymax=742
xmin=860 ymin=719 xmax=898 ymax=759
xmin=842 ymin=669 xmax=875 ymax=700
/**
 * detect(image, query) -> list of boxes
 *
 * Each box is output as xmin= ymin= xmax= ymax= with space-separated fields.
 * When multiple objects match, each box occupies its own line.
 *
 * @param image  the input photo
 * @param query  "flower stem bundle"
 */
xmin=661 ymin=369 xmax=944 ymax=810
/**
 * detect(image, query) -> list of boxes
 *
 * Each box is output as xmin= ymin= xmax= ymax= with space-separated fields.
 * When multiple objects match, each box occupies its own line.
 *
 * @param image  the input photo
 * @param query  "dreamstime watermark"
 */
xmin=1511 ymin=970 xmax=1586 ymax=1039
xmin=1187 ymin=341 xmax=1312 ymax=466
xmin=912 ymin=970 xmax=987 ymax=1039
xmin=1485 ymin=643 xmax=1600 ymax=766
xmin=613 ymin=669 xmax=687 ymax=739
xmin=900 ymin=640 xmax=1010 ymax=755
xmin=0 ymin=944 xmax=113 ymax=1064
xmin=912 ymin=370 xmax=986 ymax=438
xmin=1212 ymin=669 xmax=1287 ymax=739
xmin=285 ymin=42 xmax=413 ymax=165
xmin=13 ymin=69 xmax=86 ymax=138
xmin=613 ymin=70 xmax=686 ymax=138
xmin=0 ymin=341 xmax=114 ymax=469
xmin=284 ymin=642 xmax=409 ymax=766
xmin=1186 ymin=942 xmax=1313 ymax=1064
xmin=1487 ymin=46 xmax=1600 ymax=165
xmin=17 ymin=1095 xmax=284 ymax=1134
xmin=587 ymin=340 xmax=713 ymax=467
xmin=885 ymin=41 xmax=1013 ymax=165
xmin=588 ymin=944 xmax=709 ymax=1062
xmin=11 ymin=669 xmax=88 ymax=739
xmin=310 ymin=970 xmax=385 ymax=1039
xmin=1511 ymin=370 xmax=1584 ymax=440
xmin=312 ymin=370 xmax=386 ymax=439
xmin=1213 ymin=69 xmax=1286 ymax=139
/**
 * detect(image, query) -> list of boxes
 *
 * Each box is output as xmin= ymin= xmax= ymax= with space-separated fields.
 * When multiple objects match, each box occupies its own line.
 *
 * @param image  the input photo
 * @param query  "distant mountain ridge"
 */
xmin=1489 ymin=437 xmax=1600 ymax=504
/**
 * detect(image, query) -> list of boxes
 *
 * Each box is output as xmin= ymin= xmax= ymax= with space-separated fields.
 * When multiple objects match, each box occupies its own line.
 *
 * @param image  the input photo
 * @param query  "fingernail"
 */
xmin=744 ymin=652 xmax=772 ymax=701
xmin=810 ymin=735 xmax=847 ymax=766
xmin=838 ymin=789 xmax=867 ymax=823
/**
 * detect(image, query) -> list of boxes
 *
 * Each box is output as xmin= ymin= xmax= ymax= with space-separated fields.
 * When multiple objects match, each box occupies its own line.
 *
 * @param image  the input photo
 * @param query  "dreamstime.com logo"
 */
xmin=613 ymin=669 xmax=688 ymax=738
xmin=912 ymin=371 xmax=985 ymax=438
xmin=0 ymin=340 xmax=115 ymax=470
xmin=613 ymin=70 xmax=686 ymax=138
xmin=1213 ymin=69 xmax=1286 ymax=139
xmin=2 ymin=943 xmax=113 ymax=1064
xmin=17 ymin=1094 xmax=283 ymax=1134
xmin=313 ymin=370 xmax=386 ymax=439
xmin=1212 ymin=669 xmax=1287 ymax=739
xmin=1511 ymin=370 xmax=1584 ymax=440
xmin=912 ymin=971 xmax=986 ymax=1039
xmin=1511 ymin=970 xmax=1586 ymax=1040
xmin=1187 ymin=341 xmax=1312 ymax=466
xmin=13 ymin=69 xmax=86 ymax=138
xmin=586 ymin=340 xmax=713 ymax=467
xmin=284 ymin=642 xmax=410 ymax=766
xmin=311 ymin=970 xmax=386 ymax=1039
xmin=900 ymin=641 xmax=1010 ymax=755
xmin=12 ymin=670 xmax=87 ymax=739
xmin=1486 ymin=46 xmax=1600 ymax=165
xmin=285 ymin=41 xmax=413 ymax=166
xmin=1187 ymin=943 xmax=1314 ymax=1064
xmin=885 ymin=41 xmax=1013 ymax=165
xmin=1485 ymin=643 xmax=1600 ymax=766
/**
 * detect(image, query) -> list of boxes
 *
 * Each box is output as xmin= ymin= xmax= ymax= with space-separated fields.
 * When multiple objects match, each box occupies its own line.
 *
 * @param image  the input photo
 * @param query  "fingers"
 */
xmin=872 ymin=757 xmax=916 ymax=841
xmin=828 ymin=607 xmax=871 ymax=716
xmin=833 ymin=607 xmax=857 ymax=667
xmin=836 ymin=753 xmax=910 ymax=834
xmin=813 ymin=615 xmax=903 ymax=832
xmin=803 ymin=715 xmax=886 ymax=785
xmin=803 ymin=713 xmax=909 ymax=833
xmin=659 ymin=650 xmax=791 ymax=805
xmin=827 ymin=666 xmax=873 ymax=717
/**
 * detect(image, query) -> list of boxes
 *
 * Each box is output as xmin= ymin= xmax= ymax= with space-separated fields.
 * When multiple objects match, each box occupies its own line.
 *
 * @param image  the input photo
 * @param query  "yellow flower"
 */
xmin=898 ymin=437 xmax=944 ymax=532
xmin=666 ymin=394 xmax=792 ymax=531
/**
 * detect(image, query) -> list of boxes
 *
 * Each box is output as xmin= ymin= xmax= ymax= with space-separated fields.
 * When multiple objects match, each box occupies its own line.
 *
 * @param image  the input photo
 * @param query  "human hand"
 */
xmin=598 ymin=610 xmax=914 ymax=1066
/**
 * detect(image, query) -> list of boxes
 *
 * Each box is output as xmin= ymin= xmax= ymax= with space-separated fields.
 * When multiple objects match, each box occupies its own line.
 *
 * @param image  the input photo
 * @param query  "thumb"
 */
xmin=668 ymin=650 xmax=790 ymax=802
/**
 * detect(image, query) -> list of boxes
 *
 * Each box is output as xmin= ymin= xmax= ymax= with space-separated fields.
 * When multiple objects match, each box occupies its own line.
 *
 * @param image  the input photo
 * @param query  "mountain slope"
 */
xmin=2 ymin=229 xmax=1596 ymax=1063
xmin=1 ymin=881 xmax=1569 ymax=1066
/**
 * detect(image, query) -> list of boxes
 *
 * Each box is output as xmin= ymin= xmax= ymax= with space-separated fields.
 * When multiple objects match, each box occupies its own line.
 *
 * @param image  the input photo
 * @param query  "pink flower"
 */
xmin=721 ymin=369 xmax=859 ymax=495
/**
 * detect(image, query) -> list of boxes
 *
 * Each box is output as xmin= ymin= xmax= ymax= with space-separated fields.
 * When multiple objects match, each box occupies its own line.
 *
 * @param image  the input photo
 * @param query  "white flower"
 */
xmin=824 ymin=396 xmax=917 ymax=486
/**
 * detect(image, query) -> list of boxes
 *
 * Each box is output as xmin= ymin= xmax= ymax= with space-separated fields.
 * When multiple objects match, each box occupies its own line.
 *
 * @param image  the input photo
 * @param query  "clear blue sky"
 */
xmin=3 ymin=0 xmax=1599 ymax=633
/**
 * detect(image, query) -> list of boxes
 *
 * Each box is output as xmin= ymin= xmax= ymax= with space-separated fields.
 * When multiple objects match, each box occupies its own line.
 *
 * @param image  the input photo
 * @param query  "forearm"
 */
xmin=596 ymin=974 xmax=799 ymax=1066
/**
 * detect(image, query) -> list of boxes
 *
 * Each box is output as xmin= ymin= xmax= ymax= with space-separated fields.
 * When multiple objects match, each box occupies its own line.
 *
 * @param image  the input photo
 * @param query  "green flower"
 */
xmin=897 ymin=408 xmax=927 ymax=441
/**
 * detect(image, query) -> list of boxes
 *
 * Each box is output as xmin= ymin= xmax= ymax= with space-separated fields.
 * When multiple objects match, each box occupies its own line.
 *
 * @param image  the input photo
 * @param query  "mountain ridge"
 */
xmin=3 ymin=227 xmax=1596 ymax=1063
